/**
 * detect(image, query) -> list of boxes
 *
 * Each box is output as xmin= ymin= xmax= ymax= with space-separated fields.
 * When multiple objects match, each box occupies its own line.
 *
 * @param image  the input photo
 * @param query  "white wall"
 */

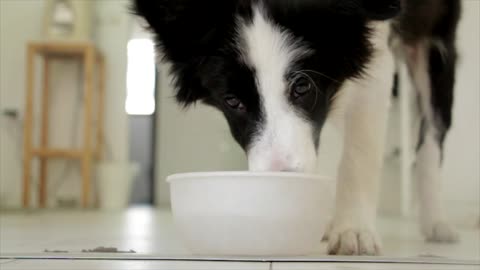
xmin=93 ymin=0 xmax=131 ymax=162
xmin=1 ymin=0 xmax=47 ymax=207
xmin=0 ymin=0 xmax=131 ymax=208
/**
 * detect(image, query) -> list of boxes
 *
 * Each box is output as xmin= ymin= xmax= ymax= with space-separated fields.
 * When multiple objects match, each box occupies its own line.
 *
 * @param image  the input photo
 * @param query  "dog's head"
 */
xmin=133 ymin=0 xmax=400 ymax=172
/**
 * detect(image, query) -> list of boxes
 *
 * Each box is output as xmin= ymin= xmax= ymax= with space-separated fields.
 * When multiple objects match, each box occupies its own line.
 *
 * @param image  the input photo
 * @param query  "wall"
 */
xmin=1 ymin=0 xmax=46 ymax=207
xmin=93 ymin=0 xmax=131 ymax=162
xmin=0 ymin=0 xmax=131 ymax=208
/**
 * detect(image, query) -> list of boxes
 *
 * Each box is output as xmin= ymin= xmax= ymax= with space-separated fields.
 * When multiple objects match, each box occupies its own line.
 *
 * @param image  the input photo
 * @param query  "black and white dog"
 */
xmin=133 ymin=0 xmax=461 ymax=255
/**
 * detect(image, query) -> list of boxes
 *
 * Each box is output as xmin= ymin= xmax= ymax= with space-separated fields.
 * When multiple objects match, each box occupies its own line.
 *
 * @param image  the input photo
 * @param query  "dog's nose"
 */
xmin=247 ymin=153 xmax=309 ymax=172
xmin=268 ymin=158 xmax=300 ymax=172
xmin=269 ymin=158 xmax=285 ymax=171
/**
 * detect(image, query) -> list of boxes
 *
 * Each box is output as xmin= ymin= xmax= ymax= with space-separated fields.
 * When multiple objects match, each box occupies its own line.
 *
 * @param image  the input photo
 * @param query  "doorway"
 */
xmin=126 ymin=31 xmax=157 ymax=205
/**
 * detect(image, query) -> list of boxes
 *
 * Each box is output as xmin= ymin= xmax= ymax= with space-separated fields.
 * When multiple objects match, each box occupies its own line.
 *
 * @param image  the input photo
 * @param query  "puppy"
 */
xmin=133 ymin=0 xmax=461 ymax=255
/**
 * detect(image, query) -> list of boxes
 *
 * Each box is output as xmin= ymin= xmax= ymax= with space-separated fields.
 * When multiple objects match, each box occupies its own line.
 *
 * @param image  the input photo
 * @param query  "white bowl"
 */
xmin=167 ymin=171 xmax=334 ymax=256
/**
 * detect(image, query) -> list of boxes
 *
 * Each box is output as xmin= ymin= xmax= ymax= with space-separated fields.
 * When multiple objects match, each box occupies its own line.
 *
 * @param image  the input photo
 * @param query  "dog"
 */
xmin=133 ymin=0 xmax=461 ymax=255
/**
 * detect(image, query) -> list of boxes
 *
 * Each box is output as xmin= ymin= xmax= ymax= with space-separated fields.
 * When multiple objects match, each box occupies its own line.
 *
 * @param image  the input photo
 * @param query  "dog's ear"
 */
xmin=132 ymin=0 xmax=236 ymax=106
xmin=323 ymin=0 xmax=401 ymax=20
xmin=267 ymin=0 xmax=400 ymax=21
xmin=359 ymin=0 xmax=401 ymax=20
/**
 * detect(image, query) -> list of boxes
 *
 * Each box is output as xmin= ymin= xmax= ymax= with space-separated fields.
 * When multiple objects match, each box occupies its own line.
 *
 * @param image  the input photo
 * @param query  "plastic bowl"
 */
xmin=167 ymin=171 xmax=334 ymax=256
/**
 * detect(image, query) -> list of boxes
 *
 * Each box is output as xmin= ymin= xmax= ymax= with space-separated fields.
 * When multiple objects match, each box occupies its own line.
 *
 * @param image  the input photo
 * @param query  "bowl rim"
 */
xmin=166 ymin=171 xmax=333 ymax=183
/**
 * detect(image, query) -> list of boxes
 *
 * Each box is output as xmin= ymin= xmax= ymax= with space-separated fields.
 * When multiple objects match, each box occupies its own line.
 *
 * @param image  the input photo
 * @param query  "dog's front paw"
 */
xmin=422 ymin=221 xmax=459 ymax=243
xmin=327 ymin=227 xmax=381 ymax=255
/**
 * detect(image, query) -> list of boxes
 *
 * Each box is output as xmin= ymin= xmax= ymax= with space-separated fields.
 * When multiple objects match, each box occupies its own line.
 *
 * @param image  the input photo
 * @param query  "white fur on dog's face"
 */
xmin=239 ymin=6 xmax=317 ymax=172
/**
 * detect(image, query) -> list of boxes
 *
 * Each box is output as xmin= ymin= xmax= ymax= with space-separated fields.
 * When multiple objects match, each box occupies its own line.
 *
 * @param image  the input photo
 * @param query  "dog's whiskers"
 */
xmin=298 ymin=69 xmax=340 ymax=84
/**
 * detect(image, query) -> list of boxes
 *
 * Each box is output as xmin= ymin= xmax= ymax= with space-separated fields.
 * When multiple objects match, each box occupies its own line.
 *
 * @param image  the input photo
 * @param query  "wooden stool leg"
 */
xmin=81 ymin=48 xmax=95 ymax=208
xmin=39 ymin=57 xmax=51 ymax=208
xmin=23 ymin=45 xmax=35 ymax=208
xmin=96 ymin=56 xmax=105 ymax=160
xmin=92 ymin=55 xmax=105 ymax=209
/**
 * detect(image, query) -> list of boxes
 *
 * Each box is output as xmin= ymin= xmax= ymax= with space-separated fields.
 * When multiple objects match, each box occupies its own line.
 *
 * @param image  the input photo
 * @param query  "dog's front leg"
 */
xmin=327 ymin=22 xmax=394 ymax=256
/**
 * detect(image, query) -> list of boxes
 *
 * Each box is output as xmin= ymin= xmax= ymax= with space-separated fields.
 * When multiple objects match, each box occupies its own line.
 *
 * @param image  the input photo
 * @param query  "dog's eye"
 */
xmin=291 ymin=76 xmax=313 ymax=100
xmin=224 ymin=95 xmax=246 ymax=112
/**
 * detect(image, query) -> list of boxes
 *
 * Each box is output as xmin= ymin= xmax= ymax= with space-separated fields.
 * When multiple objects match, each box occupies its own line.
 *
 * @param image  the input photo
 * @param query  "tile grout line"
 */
xmin=0 ymin=254 xmax=478 ymax=266
xmin=0 ymin=259 xmax=18 ymax=265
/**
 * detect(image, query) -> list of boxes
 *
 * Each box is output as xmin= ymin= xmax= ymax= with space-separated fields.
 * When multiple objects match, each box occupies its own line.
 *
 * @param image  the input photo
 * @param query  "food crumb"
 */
xmin=81 ymin=246 xmax=136 ymax=253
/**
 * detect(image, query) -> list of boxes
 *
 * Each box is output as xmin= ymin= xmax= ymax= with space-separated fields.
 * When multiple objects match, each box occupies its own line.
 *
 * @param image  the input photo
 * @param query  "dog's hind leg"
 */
xmin=405 ymin=38 xmax=459 ymax=243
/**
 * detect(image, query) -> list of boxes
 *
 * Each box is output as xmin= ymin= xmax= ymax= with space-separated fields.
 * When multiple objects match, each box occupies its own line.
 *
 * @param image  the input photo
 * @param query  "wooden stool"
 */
xmin=23 ymin=41 xmax=105 ymax=208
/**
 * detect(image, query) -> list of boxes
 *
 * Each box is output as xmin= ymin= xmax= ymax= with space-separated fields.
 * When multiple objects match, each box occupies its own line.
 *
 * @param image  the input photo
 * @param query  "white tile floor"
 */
xmin=0 ymin=260 xmax=270 ymax=270
xmin=0 ymin=207 xmax=479 ymax=269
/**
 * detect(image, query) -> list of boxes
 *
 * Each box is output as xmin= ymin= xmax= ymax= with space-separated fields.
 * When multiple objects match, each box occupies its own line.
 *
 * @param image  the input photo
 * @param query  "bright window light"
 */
xmin=126 ymin=38 xmax=156 ymax=115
